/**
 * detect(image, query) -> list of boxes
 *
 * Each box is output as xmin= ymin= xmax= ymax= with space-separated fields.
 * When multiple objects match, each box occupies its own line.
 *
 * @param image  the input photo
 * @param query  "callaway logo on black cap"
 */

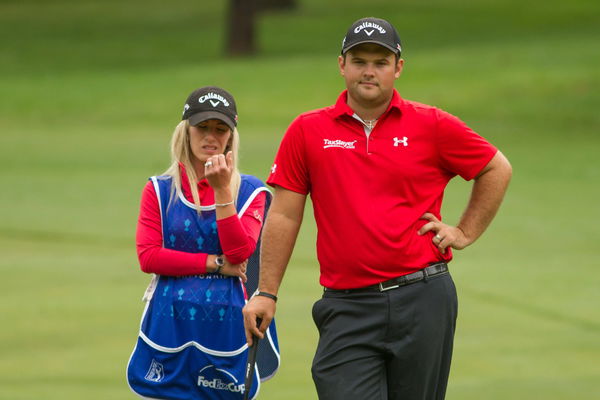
xmin=341 ymin=17 xmax=402 ymax=56
xmin=182 ymin=86 xmax=238 ymax=131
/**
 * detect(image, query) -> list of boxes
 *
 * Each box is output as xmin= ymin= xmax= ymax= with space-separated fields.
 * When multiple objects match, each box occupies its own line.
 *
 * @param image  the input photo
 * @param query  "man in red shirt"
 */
xmin=243 ymin=17 xmax=512 ymax=400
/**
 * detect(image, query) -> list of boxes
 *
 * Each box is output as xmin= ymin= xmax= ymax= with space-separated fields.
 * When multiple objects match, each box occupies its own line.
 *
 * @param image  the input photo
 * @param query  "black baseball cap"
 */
xmin=341 ymin=17 xmax=402 ymax=56
xmin=182 ymin=86 xmax=238 ymax=131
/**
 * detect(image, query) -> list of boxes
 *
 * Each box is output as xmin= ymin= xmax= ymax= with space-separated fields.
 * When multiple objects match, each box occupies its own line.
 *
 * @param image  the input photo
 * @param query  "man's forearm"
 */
xmin=258 ymin=212 xmax=302 ymax=295
xmin=458 ymin=151 xmax=512 ymax=244
xmin=259 ymin=189 xmax=306 ymax=295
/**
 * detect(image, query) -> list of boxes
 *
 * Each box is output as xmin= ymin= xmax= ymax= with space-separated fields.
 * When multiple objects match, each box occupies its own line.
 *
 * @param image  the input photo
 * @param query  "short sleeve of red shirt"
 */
xmin=267 ymin=116 xmax=310 ymax=193
xmin=435 ymin=109 xmax=497 ymax=181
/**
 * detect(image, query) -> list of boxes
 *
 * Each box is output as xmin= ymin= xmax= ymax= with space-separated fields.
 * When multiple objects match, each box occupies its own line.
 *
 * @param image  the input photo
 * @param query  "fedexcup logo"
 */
xmin=199 ymin=92 xmax=230 ymax=108
xmin=323 ymin=139 xmax=357 ymax=149
xmin=354 ymin=21 xmax=386 ymax=36
xmin=183 ymin=103 xmax=190 ymax=115
xmin=197 ymin=365 xmax=245 ymax=393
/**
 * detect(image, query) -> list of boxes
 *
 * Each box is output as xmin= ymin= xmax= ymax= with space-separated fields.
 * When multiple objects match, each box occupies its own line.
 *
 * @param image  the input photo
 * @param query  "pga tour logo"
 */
xmin=323 ymin=139 xmax=357 ymax=149
xmin=197 ymin=365 xmax=245 ymax=394
xmin=144 ymin=359 xmax=164 ymax=382
xmin=199 ymin=92 xmax=230 ymax=108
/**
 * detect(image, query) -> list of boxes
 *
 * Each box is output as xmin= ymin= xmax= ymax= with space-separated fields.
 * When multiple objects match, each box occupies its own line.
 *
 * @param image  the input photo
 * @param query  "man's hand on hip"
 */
xmin=418 ymin=213 xmax=471 ymax=254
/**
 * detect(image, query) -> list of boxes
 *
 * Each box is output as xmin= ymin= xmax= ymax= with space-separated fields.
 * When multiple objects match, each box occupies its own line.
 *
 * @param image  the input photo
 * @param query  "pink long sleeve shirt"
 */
xmin=136 ymin=166 xmax=265 ymax=276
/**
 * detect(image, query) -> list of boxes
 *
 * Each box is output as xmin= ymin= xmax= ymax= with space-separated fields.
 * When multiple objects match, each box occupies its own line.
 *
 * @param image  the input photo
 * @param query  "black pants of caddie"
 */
xmin=311 ymin=272 xmax=458 ymax=400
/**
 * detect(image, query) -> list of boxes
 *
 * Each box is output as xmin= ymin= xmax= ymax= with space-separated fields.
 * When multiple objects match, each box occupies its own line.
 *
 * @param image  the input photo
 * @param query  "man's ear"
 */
xmin=395 ymin=58 xmax=404 ymax=79
xmin=338 ymin=55 xmax=346 ymax=76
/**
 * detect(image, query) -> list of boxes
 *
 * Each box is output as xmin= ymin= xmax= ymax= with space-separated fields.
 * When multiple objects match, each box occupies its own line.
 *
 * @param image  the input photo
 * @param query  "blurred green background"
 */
xmin=1 ymin=0 xmax=599 ymax=399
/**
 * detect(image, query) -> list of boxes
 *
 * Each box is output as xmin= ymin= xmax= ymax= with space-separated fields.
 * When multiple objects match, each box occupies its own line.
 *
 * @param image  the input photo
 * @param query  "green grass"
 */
xmin=1 ymin=0 xmax=599 ymax=399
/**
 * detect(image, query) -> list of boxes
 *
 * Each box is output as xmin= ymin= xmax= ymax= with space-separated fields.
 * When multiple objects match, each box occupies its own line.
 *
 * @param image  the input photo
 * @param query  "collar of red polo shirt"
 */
xmin=329 ymin=89 xmax=404 ymax=119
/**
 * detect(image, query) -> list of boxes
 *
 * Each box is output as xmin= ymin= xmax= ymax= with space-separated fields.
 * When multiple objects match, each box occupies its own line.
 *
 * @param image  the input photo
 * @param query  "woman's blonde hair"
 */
xmin=162 ymin=119 xmax=241 ymax=211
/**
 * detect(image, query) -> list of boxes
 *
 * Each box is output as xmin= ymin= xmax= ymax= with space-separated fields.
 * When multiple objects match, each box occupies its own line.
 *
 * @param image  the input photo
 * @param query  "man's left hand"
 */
xmin=418 ymin=213 xmax=471 ymax=254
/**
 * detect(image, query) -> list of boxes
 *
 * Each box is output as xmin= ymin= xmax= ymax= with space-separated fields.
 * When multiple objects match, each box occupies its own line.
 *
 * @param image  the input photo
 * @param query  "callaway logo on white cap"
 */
xmin=199 ymin=92 xmax=230 ymax=108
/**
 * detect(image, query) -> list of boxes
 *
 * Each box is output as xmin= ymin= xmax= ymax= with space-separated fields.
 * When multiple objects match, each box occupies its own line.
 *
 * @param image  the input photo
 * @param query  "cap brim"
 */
xmin=188 ymin=111 xmax=236 ymax=131
xmin=342 ymin=40 xmax=400 ymax=55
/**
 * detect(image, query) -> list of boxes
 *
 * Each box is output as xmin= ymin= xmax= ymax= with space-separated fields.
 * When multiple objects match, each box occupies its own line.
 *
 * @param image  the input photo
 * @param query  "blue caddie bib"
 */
xmin=127 ymin=174 xmax=280 ymax=400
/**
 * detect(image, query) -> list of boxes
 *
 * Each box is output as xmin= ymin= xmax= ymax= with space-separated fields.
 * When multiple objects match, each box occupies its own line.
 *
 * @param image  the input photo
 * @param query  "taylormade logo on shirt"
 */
xmin=323 ymin=139 xmax=357 ymax=149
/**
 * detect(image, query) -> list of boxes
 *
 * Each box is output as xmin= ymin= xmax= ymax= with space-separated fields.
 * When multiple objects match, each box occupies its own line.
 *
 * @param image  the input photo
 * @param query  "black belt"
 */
xmin=325 ymin=262 xmax=449 ymax=293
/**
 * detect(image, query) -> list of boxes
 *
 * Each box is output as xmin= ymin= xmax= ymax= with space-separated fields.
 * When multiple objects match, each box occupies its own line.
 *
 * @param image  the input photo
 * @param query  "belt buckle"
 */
xmin=378 ymin=281 xmax=400 ymax=292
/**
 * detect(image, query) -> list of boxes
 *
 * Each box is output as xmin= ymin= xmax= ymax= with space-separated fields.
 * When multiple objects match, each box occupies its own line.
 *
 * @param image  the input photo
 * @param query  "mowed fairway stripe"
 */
xmin=463 ymin=287 xmax=600 ymax=333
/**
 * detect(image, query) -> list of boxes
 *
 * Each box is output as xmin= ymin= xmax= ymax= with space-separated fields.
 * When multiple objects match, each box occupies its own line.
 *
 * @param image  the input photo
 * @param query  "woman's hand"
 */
xmin=221 ymin=258 xmax=248 ymax=283
xmin=208 ymin=255 xmax=247 ymax=282
xmin=205 ymin=151 xmax=233 ymax=190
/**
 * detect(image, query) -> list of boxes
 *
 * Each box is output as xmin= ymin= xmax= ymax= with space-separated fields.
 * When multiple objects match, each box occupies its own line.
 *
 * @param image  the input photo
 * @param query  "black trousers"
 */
xmin=311 ymin=272 xmax=458 ymax=400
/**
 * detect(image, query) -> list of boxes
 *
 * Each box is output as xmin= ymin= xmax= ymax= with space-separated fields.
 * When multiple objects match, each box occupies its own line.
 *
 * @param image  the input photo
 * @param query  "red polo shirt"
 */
xmin=267 ymin=89 xmax=497 ymax=289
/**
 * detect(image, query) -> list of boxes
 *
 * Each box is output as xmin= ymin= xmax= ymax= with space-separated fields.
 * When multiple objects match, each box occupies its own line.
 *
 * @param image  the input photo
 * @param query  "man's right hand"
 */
xmin=242 ymin=295 xmax=277 ymax=346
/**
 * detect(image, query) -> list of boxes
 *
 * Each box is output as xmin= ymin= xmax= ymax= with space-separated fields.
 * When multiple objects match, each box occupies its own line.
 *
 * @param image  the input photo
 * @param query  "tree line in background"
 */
xmin=227 ymin=0 xmax=297 ymax=55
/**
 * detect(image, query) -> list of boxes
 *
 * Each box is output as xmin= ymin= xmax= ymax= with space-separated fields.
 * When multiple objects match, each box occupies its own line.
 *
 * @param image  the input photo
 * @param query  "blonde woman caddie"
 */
xmin=127 ymin=86 xmax=279 ymax=400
